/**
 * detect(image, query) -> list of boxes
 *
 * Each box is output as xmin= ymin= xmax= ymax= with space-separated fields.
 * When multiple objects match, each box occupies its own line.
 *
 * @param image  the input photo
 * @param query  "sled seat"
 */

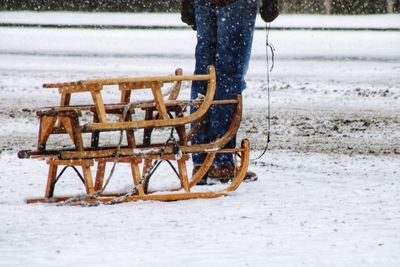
xmin=29 ymin=66 xmax=217 ymax=151
xmin=41 ymin=66 xmax=216 ymax=130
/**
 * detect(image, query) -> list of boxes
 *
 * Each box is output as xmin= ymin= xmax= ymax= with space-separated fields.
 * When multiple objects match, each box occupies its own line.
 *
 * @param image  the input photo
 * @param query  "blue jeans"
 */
xmin=191 ymin=0 xmax=258 ymax=167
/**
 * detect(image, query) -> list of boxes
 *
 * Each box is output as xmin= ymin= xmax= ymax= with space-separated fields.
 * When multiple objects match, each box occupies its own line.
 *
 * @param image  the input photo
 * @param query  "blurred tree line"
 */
xmin=0 ymin=0 xmax=399 ymax=13
xmin=282 ymin=0 xmax=399 ymax=14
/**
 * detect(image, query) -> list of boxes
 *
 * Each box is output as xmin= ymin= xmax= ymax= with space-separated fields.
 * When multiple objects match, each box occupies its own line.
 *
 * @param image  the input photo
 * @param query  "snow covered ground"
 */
xmin=0 ymin=12 xmax=399 ymax=267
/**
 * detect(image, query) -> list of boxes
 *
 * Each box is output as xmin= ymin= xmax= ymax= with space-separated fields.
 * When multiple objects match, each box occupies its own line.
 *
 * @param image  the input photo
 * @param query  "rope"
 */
xmin=94 ymin=103 xmax=133 ymax=195
xmin=100 ymin=127 xmax=182 ymax=206
xmin=251 ymin=23 xmax=275 ymax=161
xmin=56 ymin=103 xmax=133 ymax=206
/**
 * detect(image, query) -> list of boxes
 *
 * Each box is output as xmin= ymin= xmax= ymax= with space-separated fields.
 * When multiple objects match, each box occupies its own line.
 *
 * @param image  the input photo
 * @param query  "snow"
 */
xmin=1 ymin=26 xmax=399 ymax=63
xmin=0 ymin=12 xmax=400 ymax=267
xmin=1 ymin=152 xmax=399 ymax=266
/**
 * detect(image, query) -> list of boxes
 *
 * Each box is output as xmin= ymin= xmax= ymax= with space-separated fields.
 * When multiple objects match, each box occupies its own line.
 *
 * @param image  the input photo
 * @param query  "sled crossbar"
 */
xmin=43 ymin=74 xmax=212 ymax=88
xmin=33 ymin=99 xmax=238 ymax=115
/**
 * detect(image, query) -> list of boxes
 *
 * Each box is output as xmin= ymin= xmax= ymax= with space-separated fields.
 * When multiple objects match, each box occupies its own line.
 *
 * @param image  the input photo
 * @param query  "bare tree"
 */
xmin=387 ymin=0 xmax=395 ymax=12
xmin=324 ymin=0 xmax=332 ymax=14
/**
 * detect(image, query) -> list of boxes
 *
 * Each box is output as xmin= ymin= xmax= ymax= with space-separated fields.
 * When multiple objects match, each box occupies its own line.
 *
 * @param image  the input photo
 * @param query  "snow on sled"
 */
xmin=18 ymin=66 xmax=250 ymax=205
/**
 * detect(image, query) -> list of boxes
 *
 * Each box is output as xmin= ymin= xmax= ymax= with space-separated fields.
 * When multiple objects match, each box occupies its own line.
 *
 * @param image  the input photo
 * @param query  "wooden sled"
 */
xmin=18 ymin=66 xmax=251 ymax=205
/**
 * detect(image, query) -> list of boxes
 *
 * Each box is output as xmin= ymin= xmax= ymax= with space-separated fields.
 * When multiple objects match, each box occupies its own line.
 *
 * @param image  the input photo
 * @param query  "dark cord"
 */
xmin=252 ymin=23 xmax=274 ymax=161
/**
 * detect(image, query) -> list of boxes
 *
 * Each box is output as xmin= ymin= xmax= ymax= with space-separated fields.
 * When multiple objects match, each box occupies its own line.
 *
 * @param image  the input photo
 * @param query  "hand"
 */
xmin=181 ymin=0 xmax=196 ymax=30
xmin=260 ymin=0 xmax=279 ymax=23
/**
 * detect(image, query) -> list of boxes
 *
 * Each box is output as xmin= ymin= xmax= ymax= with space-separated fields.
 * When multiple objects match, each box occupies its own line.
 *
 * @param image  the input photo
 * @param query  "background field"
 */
xmin=0 ymin=12 xmax=399 ymax=267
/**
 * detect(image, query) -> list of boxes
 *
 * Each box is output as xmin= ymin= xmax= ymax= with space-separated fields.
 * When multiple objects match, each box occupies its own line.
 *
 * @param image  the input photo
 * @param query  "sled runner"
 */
xmin=18 ymin=66 xmax=250 ymax=205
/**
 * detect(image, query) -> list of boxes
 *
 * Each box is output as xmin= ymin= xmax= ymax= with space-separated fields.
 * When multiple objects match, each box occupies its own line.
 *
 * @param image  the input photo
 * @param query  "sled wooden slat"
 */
xmin=60 ymin=92 xmax=71 ymax=106
xmin=26 ymin=192 xmax=226 ymax=204
xmin=43 ymin=74 xmax=212 ymax=88
xmin=32 ymin=99 xmax=237 ymax=116
xmin=168 ymin=68 xmax=183 ymax=101
xmin=150 ymin=82 xmax=169 ymax=120
xmin=90 ymin=87 xmax=107 ymax=123
xmin=57 ymin=85 xmax=101 ymax=94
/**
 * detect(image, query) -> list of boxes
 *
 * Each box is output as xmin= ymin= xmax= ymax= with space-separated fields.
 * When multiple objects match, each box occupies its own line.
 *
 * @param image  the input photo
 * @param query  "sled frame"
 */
xmin=19 ymin=66 xmax=251 ymax=204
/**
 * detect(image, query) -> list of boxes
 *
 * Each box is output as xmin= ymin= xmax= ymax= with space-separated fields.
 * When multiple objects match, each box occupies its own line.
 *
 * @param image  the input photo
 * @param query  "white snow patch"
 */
xmin=0 ymin=13 xmax=399 ymax=267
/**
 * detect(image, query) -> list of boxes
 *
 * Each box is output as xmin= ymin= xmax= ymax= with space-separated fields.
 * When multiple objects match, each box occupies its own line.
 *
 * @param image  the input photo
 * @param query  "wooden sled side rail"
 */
xmin=42 ymin=72 xmax=212 ymax=88
xmin=32 ymin=99 xmax=237 ymax=115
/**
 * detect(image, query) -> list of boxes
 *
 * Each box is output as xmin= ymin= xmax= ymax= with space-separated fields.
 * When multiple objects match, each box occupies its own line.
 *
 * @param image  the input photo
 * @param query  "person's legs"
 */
xmin=190 ymin=1 xmax=217 ymax=167
xmin=209 ymin=0 xmax=258 ymax=168
xmin=190 ymin=0 xmax=258 ymax=177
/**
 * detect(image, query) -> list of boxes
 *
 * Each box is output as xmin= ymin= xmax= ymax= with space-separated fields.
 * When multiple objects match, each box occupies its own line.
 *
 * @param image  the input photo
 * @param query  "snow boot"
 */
xmin=208 ymin=164 xmax=258 ymax=183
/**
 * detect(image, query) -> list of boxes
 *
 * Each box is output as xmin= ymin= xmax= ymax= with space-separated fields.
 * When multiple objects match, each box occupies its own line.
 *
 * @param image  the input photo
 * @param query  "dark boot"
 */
xmin=208 ymin=164 xmax=258 ymax=183
xmin=208 ymin=164 xmax=235 ymax=183
xmin=243 ymin=170 xmax=258 ymax=182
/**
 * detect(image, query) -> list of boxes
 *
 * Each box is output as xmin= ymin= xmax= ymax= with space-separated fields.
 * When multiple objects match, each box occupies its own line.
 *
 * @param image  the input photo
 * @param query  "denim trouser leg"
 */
xmin=191 ymin=0 xmax=258 ymax=167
